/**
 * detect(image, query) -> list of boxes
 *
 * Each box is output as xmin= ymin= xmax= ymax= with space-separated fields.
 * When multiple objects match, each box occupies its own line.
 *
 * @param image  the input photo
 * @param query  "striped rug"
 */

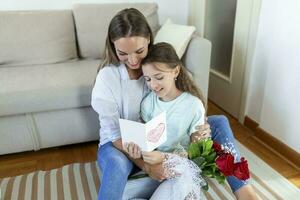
xmin=1 ymin=142 xmax=300 ymax=200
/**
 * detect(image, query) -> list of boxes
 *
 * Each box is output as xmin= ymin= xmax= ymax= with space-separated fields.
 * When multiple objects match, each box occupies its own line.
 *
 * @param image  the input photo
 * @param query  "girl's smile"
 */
xmin=142 ymin=62 xmax=181 ymax=101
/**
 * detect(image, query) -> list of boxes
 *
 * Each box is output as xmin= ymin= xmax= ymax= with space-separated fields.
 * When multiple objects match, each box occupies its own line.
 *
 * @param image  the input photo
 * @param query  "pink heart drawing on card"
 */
xmin=147 ymin=123 xmax=165 ymax=143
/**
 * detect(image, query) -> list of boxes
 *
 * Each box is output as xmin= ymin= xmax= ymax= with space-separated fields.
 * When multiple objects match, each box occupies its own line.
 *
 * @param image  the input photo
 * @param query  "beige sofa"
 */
xmin=0 ymin=3 xmax=211 ymax=155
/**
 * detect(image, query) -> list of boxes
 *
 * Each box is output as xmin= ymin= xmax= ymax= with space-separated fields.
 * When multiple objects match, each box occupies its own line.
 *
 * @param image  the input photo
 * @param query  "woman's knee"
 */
xmin=208 ymin=115 xmax=235 ymax=141
xmin=98 ymin=142 xmax=133 ymax=176
xmin=112 ymin=152 xmax=133 ymax=169
xmin=207 ymin=115 xmax=229 ymax=128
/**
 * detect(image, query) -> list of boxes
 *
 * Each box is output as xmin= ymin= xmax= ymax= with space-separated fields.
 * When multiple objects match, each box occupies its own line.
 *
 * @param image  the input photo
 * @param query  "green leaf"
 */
xmin=202 ymin=168 xmax=213 ymax=177
xmin=205 ymin=163 xmax=216 ymax=167
xmin=192 ymin=157 xmax=206 ymax=167
xmin=215 ymin=174 xmax=226 ymax=184
xmin=211 ymin=164 xmax=217 ymax=173
xmin=205 ymin=151 xmax=217 ymax=163
xmin=212 ymin=170 xmax=220 ymax=177
xmin=188 ymin=142 xmax=201 ymax=159
xmin=202 ymin=139 xmax=213 ymax=156
xmin=198 ymin=140 xmax=205 ymax=154
xmin=200 ymin=161 xmax=208 ymax=169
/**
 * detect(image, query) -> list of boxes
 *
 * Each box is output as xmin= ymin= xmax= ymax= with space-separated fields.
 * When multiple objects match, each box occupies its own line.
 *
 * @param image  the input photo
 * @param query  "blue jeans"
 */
xmin=97 ymin=142 xmax=160 ymax=200
xmin=97 ymin=142 xmax=133 ymax=199
xmin=97 ymin=115 xmax=248 ymax=199
xmin=208 ymin=115 xmax=248 ymax=193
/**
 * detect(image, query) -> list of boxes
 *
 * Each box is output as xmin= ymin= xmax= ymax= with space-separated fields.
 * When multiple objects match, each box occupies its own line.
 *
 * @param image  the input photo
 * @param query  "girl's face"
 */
xmin=114 ymin=36 xmax=150 ymax=70
xmin=142 ymin=62 xmax=180 ymax=101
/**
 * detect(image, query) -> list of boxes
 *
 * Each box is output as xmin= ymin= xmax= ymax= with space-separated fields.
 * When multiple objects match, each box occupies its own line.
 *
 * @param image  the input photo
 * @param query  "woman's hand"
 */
xmin=142 ymin=151 xmax=165 ymax=165
xmin=144 ymin=162 xmax=166 ymax=181
xmin=191 ymin=120 xmax=211 ymax=142
xmin=123 ymin=142 xmax=142 ymax=159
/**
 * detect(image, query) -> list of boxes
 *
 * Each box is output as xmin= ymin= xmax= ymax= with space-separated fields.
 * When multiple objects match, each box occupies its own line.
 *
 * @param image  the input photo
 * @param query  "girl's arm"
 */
xmin=142 ymin=151 xmax=165 ymax=165
xmin=189 ymin=99 xmax=211 ymax=143
xmin=120 ymin=140 xmax=166 ymax=180
xmin=123 ymin=142 xmax=165 ymax=165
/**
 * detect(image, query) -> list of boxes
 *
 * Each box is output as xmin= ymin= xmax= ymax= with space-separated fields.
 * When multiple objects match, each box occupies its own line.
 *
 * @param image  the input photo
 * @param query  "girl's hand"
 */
xmin=142 ymin=151 xmax=165 ymax=165
xmin=144 ymin=162 xmax=166 ymax=181
xmin=123 ymin=142 xmax=142 ymax=159
xmin=192 ymin=120 xmax=211 ymax=142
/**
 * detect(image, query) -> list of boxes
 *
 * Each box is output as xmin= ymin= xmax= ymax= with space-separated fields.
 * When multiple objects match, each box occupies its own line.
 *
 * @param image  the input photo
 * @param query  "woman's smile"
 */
xmin=127 ymin=61 xmax=141 ymax=69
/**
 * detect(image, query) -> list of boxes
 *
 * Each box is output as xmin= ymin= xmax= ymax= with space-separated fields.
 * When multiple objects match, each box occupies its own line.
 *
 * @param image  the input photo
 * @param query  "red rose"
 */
xmin=212 ymin=142 xmax=223 ymax=154
xmin=233 ymin=157 xmax=250 ymax=180
xmin=216 ymin=153 xmax=235 ymax=176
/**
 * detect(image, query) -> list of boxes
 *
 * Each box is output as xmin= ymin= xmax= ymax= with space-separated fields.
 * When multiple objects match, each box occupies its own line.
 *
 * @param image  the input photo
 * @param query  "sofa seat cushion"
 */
xmin=0 ymin=60 xmax=100 ymax=117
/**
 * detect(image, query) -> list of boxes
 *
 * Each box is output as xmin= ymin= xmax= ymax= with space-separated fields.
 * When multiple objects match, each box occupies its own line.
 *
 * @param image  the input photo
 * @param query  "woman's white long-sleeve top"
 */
xmin=91 ymin=64 xmax=149 ymax=145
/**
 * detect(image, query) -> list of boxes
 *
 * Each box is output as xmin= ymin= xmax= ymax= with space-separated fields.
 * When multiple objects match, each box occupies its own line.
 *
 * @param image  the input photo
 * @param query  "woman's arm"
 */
xmin=91 ymin=70 xmax=123 ymax=144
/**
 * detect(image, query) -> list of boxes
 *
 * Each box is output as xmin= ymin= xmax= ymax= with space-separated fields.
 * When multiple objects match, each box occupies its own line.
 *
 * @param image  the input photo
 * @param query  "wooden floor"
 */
xmin=1 ymin=101 xmax=299 ymax=189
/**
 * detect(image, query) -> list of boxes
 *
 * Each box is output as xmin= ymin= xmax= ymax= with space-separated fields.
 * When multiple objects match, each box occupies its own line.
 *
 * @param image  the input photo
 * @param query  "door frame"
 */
xmin=189 ymin=0 xmax=262 ymax=122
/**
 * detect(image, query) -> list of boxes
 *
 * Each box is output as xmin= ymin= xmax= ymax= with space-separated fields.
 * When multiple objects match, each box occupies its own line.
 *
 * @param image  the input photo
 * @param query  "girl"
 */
xmin=125 ymin=42 xmax=208 ymax=199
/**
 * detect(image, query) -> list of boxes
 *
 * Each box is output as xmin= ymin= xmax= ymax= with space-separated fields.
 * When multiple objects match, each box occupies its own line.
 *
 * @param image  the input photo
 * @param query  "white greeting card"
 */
xmin=119 ymin=112 xmax=167 ymax=152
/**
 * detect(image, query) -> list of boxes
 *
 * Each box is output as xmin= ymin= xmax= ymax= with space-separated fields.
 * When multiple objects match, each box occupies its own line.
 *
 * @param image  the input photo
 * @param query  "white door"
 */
xmin=190 ymin=0 xmax=261 ymax=119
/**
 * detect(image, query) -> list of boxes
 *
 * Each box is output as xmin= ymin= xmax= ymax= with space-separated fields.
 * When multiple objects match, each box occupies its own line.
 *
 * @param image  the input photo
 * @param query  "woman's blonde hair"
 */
xmin=141 ymin=42 xmax=206 ymax=108
xmin=99 ymin=8 xmax=154 ymax=71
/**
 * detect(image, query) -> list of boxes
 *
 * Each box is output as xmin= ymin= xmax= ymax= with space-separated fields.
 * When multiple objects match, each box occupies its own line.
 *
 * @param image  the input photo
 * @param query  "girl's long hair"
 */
xmin=99 ymin=8 xmax=153 ymax=71
xmin=141 ymin=42 xmax=206 ymax=108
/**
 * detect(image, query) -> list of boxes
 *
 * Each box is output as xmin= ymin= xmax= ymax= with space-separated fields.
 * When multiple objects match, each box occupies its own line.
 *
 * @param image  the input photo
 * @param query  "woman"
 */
xmin=91 ymin=7 xmax=257 ymax=200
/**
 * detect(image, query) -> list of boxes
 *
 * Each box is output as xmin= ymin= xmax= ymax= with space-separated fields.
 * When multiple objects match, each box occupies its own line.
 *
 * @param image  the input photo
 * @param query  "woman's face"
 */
xmin=113 ymin=36 xmax=150 ymax=70
xmin=142 ymin=62 xmax=180 ymax=101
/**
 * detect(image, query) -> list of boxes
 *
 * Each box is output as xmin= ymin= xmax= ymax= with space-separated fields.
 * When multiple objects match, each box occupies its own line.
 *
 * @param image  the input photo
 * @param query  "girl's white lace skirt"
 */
xmin=150 ymin=153 xmax=207 ymax=200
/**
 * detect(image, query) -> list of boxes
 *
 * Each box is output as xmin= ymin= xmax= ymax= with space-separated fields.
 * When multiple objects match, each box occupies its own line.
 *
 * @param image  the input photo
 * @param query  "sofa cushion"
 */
xmin=0 ymin=10 xmax=77 ymax=67
xmin=73 ymin=3 xmax=160 ymax=59
xmin=154 ymin=19 xmax=196 ymax=59
xmin=0 ymin=60 xmax=100 ymax=117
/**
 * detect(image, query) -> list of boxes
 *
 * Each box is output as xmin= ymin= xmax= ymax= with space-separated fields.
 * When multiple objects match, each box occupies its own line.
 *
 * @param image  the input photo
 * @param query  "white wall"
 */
xmin=0 ymin=0 xmax=189 ymax=25
xmin=246 ymin=0 xmax=300 ymax=152
xmin=4 ymin=0 xmax=298 ymax=152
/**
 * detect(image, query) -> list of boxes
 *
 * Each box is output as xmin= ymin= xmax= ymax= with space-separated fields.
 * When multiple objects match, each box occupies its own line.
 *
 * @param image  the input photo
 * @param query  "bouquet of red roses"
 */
xmin=188 ymin=138 xmax=250 ymax=190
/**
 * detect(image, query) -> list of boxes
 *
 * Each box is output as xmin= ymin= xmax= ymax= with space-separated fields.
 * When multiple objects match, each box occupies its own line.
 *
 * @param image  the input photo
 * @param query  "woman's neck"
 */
xmin=125 ymin=66 xmax=143 ymax=80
